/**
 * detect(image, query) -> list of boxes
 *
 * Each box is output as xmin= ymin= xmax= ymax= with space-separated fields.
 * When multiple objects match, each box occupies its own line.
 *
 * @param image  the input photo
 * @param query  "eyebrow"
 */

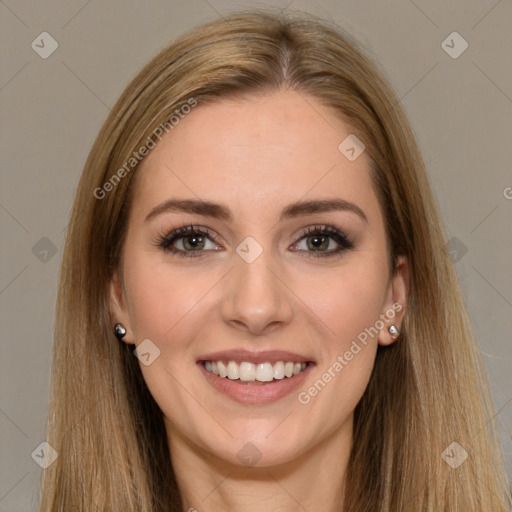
xmin=144 ymin=198 xmax=368 ymax=224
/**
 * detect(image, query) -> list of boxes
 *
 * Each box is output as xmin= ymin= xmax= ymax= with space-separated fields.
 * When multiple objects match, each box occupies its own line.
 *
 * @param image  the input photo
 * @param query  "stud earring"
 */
xmin=388 ymin=325 xmax=400 ymax=339
xmin=114 ymin=323 xmax=127 ymax=341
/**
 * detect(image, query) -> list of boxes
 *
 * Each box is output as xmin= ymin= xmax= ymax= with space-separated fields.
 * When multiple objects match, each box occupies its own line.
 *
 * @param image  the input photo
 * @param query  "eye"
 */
xmin=155 ymin=223 xmax=354 ymax=259
xmin=290 ymin=225 xmax=354 ymax=258
xmin=155 ymin=225 xmax=221 ymax=258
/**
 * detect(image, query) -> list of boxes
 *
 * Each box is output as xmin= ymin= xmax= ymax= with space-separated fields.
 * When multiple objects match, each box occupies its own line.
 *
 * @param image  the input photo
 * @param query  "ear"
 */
xmin=109 ymin=270 xmax=135 ymax=344
xmin=378 ymin=255 xmax=409 ymax=346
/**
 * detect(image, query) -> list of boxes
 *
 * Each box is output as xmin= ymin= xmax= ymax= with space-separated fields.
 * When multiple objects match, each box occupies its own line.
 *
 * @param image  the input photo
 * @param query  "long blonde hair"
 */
xmin=39 ymin=8 xmax=511 ymax=511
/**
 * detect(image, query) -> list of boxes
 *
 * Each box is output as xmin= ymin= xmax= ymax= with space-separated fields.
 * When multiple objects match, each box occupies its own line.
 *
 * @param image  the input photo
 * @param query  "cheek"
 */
xmin=290 ymin=260 xmax=388 ymax=415
xmin=123 ymin=251 xmax=207 ymax=341
xmin=294 ymin=261 xmax=389 ymax=348
xmin=122 ymin=256 xmax=216 ymax=433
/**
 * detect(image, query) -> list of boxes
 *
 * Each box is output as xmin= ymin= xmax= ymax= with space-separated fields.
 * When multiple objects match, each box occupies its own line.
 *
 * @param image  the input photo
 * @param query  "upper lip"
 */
xmin=197 ymin=349 xmax=315 ymax=365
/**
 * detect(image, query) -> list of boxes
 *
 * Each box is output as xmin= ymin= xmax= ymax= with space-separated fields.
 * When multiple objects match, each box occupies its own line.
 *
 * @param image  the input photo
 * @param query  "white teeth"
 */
xmin=227 ymin=361 xmax=239 ymax=380
xmin=203 ymin=360 xmax=309 ymax=382
xmin=256 ymin=363 xmax=274 ymax=382
xmin=217 ymin=361 xmax=227 ymax=378
xmin=239 ymin=362 xmax=256 ymax=381
xmin=273 ymin=361 xmax=285 ymax=380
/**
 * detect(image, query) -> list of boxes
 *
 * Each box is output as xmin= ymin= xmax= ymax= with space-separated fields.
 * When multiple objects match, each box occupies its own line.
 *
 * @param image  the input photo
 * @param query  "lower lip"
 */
xmin=197 ymin=362 xmax=315 ymax=405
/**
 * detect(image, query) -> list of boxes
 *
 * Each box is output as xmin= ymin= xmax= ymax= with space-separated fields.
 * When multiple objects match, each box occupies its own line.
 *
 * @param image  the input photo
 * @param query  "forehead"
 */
xmin=132 ymin=90 xmax=379 ymax=225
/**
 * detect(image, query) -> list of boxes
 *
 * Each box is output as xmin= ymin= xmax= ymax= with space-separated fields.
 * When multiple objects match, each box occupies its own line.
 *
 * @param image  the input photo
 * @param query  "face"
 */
xmin=110 ymin=90 xmax=408 ymax=468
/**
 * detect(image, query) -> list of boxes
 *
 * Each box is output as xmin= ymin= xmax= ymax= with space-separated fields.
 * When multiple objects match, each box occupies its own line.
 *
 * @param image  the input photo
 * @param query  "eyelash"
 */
xmin=154 ymin=224 xmax=354 ymax=259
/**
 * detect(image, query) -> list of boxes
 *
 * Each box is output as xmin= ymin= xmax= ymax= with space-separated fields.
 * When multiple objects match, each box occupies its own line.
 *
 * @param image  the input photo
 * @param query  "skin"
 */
xmin=110 ymin=89 xmax=409 ymax=512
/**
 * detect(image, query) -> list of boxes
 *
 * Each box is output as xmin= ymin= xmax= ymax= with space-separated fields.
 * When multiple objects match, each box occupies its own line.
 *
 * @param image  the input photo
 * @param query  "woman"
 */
xmin=39 ymin=9 xmax=511 ymax=511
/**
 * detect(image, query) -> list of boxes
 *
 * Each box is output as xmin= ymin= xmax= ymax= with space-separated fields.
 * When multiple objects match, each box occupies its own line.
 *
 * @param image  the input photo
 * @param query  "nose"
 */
xmin=220 ymin=245 xmax=294 ymax=336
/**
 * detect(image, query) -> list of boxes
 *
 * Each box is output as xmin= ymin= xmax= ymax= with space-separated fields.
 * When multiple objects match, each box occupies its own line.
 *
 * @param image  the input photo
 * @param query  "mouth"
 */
xmin=196 ymin=349 xmax=316 ymax=404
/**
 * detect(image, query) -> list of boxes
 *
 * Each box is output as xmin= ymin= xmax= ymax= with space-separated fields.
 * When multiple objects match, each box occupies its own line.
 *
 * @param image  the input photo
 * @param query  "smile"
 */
xmin=196 ymin=350 xmax=316 ymax=404
xmin=203 ymin=360 xmax=309 ymax=383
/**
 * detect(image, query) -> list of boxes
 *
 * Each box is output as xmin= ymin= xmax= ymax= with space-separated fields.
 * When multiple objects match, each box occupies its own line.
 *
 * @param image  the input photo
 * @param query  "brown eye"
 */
xmin=291 ymin=225 xmax=354 ymax=258
xmin=180 ymin=233 xmax=207 ymax=251
xmin=156 ymin=225 xmax=221 ymax=258
xmin=305 ymin=234 xmax=331 ymax=251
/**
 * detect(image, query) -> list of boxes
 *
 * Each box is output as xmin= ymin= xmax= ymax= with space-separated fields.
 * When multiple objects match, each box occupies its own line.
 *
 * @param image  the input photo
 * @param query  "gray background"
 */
xmin=1 ymin=0 xmax=510 ymax=509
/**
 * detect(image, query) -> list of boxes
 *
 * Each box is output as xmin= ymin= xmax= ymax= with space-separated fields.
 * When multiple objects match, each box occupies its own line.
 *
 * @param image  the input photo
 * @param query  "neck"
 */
xmin=166 ymin=417 xmax=352 ymax=512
